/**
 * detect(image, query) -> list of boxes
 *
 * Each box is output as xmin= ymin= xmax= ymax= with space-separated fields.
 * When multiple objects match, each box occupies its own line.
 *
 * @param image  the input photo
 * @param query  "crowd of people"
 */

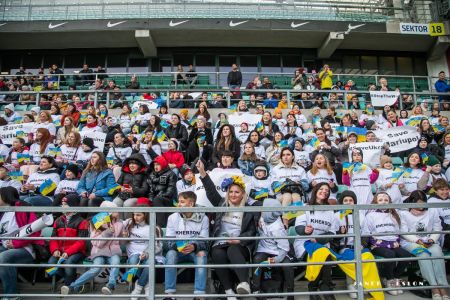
xmin=0 ymin=67 xmax=448 ymax=300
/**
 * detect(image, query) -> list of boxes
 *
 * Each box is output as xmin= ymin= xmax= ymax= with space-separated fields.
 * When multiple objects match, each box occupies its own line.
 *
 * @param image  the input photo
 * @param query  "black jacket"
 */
xmin=117 ymin=154 xmax=149 ymax=198
xmin=165 ymin=124 xmax=189 ymax=147
xmin=200 ymin=174 xmax=259 ymax=251
xmin=146 ymin=167 xmax=178 ymax=201
xmin=211 ymin=138 xmax=241 ymax=166
xmin=227 ymin=70 xmax=242 ymax=86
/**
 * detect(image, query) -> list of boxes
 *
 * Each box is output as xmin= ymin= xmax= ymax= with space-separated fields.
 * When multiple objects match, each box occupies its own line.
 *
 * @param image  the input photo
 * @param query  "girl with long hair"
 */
xmin=56 ymin=116 xmax=77 ymax=146
xmin=212 ymin=124 xmax=241 ymax=167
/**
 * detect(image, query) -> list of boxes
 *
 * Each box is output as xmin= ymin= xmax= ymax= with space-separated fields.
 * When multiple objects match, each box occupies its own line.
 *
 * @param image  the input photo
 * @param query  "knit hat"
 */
xmin=82 ymin=137 xmax=95 ymax=150
xmin=379 ymin=155 xmax=392 ymax=168
xmin=66 ymin=164 xmax=80 ymax=178
xmin=153 ymin=156 xmax=168 ymax=170
xmin=4 ymin=103 xmax=14 ymax=112
xmin=136 ymin=197 xmax=150 ymax=207
xmin=100 ymin=201 xmax=117 ymax=208
xmin=338 ymin=190 xmax=357 ymax=204
xmin=30 ymin=107 xmax=40 ymax=114
xmin=262 ymin=198 xmax=282 ymax=224
xmin=180 ymin=164 xmax=193 ymax=176
xmin=61 ymin=193 xmax=79 ymax=207
xmin=274 ymin=108 xmax=282 ymax=115
xmin=419 ymin=136 xmax=428 ymax=143
xmin=426 ymin=155 xmax=440 ymax=167
xmin=253 ymin=161 xmax=269 ymax=179
xmin=179 ymin=109 xmax=189 ymax=117
xmin=170 ymin=139 xmax=179 ymax=150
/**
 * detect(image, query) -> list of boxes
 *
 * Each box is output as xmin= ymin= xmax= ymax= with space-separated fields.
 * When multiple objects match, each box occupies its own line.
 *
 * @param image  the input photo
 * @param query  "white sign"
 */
xmin=194 ymin=168 xmax=249 ymax=207
xmin=0 ymin=123 xmax=35 ymax=144
xmin=370 ymin=91 xmax=400 ymax=107
xmin=80 ymin=131 xmax=107 ymax=151
xmin=348 ymin=142 xmax=384 ymax=168
xmin=132 ymin=101 xmax=158 ymax=111
xmin=400 ymin=23 xmax=429 ymax=35
xmin=228 ymin=113 xmax=263 ymax=132
xmin=375 ymin=126 xmax=420 ymax=153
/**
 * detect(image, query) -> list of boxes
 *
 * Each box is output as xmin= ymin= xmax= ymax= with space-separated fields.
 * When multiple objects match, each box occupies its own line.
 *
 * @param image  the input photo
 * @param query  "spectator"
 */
xmin=185 ymin=64 xmax=198 ymax=87
xmin=227 ymin=63 xmax=242 ymax=89
xmin=96 ymin=66 xmax=108 ymax=80
xmin=174 ymin=65 xmax=187 ymax=85
xmin=261 ymin=77 xmax=273 ymax=89
xmin=126 ymin=75 xmax=140 ymax=89
xmin=318 ymin=64 xmax=333 ymax=90
xmin=291 ymin=68 xmax=306 ymax=90
xmin=435 ymin=71 xmax=450 ymax=110
xmin=79 ymin=64 xmax=94 ymax=85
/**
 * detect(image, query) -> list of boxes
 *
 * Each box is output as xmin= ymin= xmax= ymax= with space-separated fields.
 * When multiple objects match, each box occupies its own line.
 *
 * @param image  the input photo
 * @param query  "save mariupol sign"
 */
xmin=400 ymin=23 xmax=445 ymax=36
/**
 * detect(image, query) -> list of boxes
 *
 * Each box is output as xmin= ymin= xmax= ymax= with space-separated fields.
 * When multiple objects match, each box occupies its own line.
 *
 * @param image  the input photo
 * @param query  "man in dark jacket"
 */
xmin=114 ymin=154 xmax=149 ymax=216
xmin=227 ymin=64 xmax=242 ymax=89
xmin=147 ymin=156 xmax=178 ymax=227
xmin=164 ymin=114 xmax=189 ymax=150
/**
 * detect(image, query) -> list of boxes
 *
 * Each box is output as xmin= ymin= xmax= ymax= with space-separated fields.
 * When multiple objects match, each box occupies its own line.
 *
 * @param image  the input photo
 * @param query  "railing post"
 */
xmin=216 ymin=72 xmax=220 ymax=89
xmin=148 ymin=211 xmax=156 ymax=300
xmin=287 ymin=90 xmax=291 ymax=109
xmin=94 ymin=91 xmax=98 ymax=108
xmin=352 ymin=206 xmax=364 ymax=300
xmin=226 ymin=89 xmax=231 ymax=108
xmin=106 ymin=90 xmax=110 ymax=108
xmin=344 ymin=90 xmax=348 ymax=109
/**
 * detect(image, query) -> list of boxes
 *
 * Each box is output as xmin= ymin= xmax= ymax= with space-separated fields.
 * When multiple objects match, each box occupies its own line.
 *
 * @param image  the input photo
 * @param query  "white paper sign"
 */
xmin=132 ymin=101 xmax=158 ymax=111
xmin=348 ymin=142 xmax=384 ymax=168
xmin=0 ymin=123 xmax=35 ymax=144
xmin=194 ymin=168 xmax=249 ymax=207
xmin=80 ymin=131 xmax=107 ymax=151
xmin=228 ymin=113 xmax=263 ymax=132
xmin=374 ymin=126 xmax=420 ymax=153
xmin=370 ymin=91 xmax=400 ymax=107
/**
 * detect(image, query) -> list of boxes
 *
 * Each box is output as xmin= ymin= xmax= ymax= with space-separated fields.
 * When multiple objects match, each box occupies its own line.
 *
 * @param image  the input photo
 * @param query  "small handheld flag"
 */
xmin=420 ymin=153 xmax=429 ymax=164
xmin=100 ymin=111 xmax=106 ymax=118
xmin=48 ymin=147 xmax=62 ymax=158
xmin=108 ymin=185 xmax=121 ymax=196
xmin=283 ymin=201 xmax=305 ymax=220
xmin=176 ymin=240 xmax=189 ymax=252
xmin=46 ymin=257 xmax=65 ymax=276
xmin=272 ymin=181 xmax=287 ymax=194
xmin=405 ymin=116 xmax=423 ymax=127
xmin=16 ymin=131 xmax=26 ymax=138
xmin=277 ymin=140 xmax=288 ymax=148
xmin=106 ymin=156 xmax=114 ymax=166
xmin=432 ymin=125 xmax=445 ymax=132
xmin=8 ymin=171 xmax=23 ymax=182
xmin=339 ymin=209 xmax=352 ymax=219
xmin=13 ymin=116 xmax=23 ymax=124
xmin=52 ymin=118 xmax=61 ymax=127
xmin=189 ymin=116 xmax=198 ymax=127
xmin=196 ymin=135 xmax=206 ymax=147
xmin=122 ymin=266 xmax=139 ymax=283
xmin=155 ymin=130 xmax=167 ymax=143
xmin=254 ymin=260 xmax=270 ymax=276
xmin=40 ymin=179 xmax=57 ymax=196
xmin=79 ymin=111 xmax=88 ymax=123
xmin=228 ymin=104 xmax=238 ymax=113
xmin=17 ymin=153 xmax=30 ymax=163
xmin=160 ymin=119 xmax=170 ymax=129
xmin=253 ymin=188 xmax=269 ymax=200
xmin=308 ymin=137 xmax=320 ymax=149
xmin=92 ymin=212 xmax=111 ymax=230
xmin=255 ymin=121 xmax=264 ymax=132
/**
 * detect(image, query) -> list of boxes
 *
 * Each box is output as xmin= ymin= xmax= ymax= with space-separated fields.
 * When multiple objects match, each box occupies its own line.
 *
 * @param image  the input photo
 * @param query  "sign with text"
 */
xmin=80 ymin=131 xmax=107 ymax=151
xmin=375 ymin=126 xmax=420 ymax=153
xmin=370 ymin=91 xmax=400 ymax=107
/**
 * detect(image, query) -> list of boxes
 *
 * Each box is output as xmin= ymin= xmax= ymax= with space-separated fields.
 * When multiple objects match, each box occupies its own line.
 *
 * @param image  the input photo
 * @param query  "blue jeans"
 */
xmin=48 ymin=253 xmax=84 ymax=285
xmin=127 ymin=254 xmax=148 ymax=283
xmin=69 ymin=255 xmax=120 ymax=290
xmin=23 ymin=195 xmax=53 ymax=206
xmin=0 ymin=245 xmax=34 ymax=295
xmin=164 ymin=250 xmax=207 ymax=294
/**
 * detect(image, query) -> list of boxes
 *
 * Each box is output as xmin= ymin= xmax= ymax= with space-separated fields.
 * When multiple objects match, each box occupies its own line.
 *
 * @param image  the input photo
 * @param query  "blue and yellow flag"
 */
xmin=46 ymin=257 xmax=66 ymax=276
xmin=308 ymin=136 xmax=320 ymax=149
xmin=16 ymin=131 xmax=26 ymax=139
xmin=391 ymin=166 xmax=412 ymax=182
xmin=272 ymin=181 xmax=286 ymax=194
xmin=189 ymin=116 xmax=198 ymax=126
xmin=108 ymin=185 xmax=121 ymax=196
xmin=40 ymin=179 xmax=57 ymax=196
xmin=254 ymin=260 xmax=270 ymax=276
xmin=92 ymin=212 xmax=111 ymax=230
xmin=277 ymin=140 xmax=288 ymax=148
xmin=48 ymin=147 xmax=62 ymax=158
xmin=196 ymin=135 xmax=206 ymax=147
xmin=8 ymin=171 xmax=23 ymax=182
xmin=155 ymin=130 xmax=167 ymax=143
xmin=410 ymin=245 xmax=431 ymax=256
xmin=283 ymin=201 xmax=305 ymax=220
xmin=52 ymin=118 xmax=61 ymax=127
xmin=106 ymin=156 xmax=114 ymax=166
xmin=228 ymin=104 xmax=238 ymax=113
xmin=335 ymin=126 xmax=367 ymax=142
xmin=420 ymin=153 xmax=429 ymax=164
xmin=122 ymin=267 xmax=138 ymax=283
xmin=176 ymin=240 xmax=189 ymax=252
xmin=0 ymin=156 xmax=4 ymax=164
xmin=343 ymin=162 xmax=366 ymax=174
xmin=79 ymin=111 xmax=88 ymax=123
xmin=432 ymin=125 xmax=445 ymax=132
xmin=255 ymin=121 xmax=264 ymax=132
xmin=13 ymin=116 xmax=23 ymax=124
xmin=160 ymin=119 xmax=170 ymax=129
xmin=339 ymin=209 xmax=352 ymax=219
xmin=253 ymin=188 xmax=269 ymax=200
xmin=17 ymin=153 xmax=30 ymax=163
xmin=405 ymin=116 xmax=423 ymax=127
xmin=312 ymin=116 xmax=321 ymax=127
xmin=100 ymin=111 xmax=106 ymax=118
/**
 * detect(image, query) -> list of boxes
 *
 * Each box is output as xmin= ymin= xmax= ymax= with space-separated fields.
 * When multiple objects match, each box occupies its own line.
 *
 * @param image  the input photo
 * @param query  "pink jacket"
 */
xmin=12 ymin=202 xmax=45 ymax=249
xmin=342 ymin=168 xmax=379 ymax=186
xmin=89 ymin=220 xmax=124 ymax=259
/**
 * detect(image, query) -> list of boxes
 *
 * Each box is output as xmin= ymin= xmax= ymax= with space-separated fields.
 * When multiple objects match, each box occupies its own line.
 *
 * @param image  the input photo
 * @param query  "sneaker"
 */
xmin=131 ymin=284 xmax=143 ymax=300
xmin=386 ymin=279 xmax=398 ymax=296
xmin=60 ymin=285 xmax=71 ymax=295
xmin=348 ymin=284 xmax=357 ymax=299
xmin=101 ymin=283 xmax=115 ymax=295
xmin=236 ymin=281 xmax=251 ymax=294
xmin=225 ymin=289 xmax=237 ymax=300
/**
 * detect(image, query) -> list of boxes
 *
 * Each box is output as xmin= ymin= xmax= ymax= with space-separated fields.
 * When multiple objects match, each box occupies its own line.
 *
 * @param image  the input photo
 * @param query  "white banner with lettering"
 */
xmin=228 ymin=113 xmax=263 ymax=132
xmin=194 ymin=168 xmax=249 ymax=207
xmin=0 ymin=123 xmax=35 ymax=144
xmin=132 ymin=101 xmax=158 ymax=111
xmin=80 ymin=131 xmax=107 ymax=151
xmin=370 ymin=91 xmax=400 ymax=107
xmin=374 ymin=126 xmax=420 ymax=153
xmin=348 ymin=142 xmax=385 ymax=168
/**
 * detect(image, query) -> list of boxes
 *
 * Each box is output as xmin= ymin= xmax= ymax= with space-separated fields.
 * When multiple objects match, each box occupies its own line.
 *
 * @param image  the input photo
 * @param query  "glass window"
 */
xmin=261 ymin=55 xmax=280 ymax=73
xmin=44 ymin=55 xmax=63 ymax=69
xmin=219 ymin=56 xmax=237 ymax=86
xmin=196 ymin=54 xmax=215 ymax=67
xmin=173 ymin=54 xmax=194 ymax=67
xmin=22 ymin=54 xmax=42 ymax=69
xmin=379 ymin=57 xmax=396 ymax=75
xmin=282 ymin=55 xmax=301 ymax=73
xmin=159 ymin=59 xmax=172 ymax=73
xmin=107 ymin=54 xmax=127 ymax=68
xmin=86 ymin=54 xmax=105 ymax=68
xmin=239 ymin=56 xmax=258 ymax=85
xmin=64 ymin=54 xmax=85 ymax=69
xmin=129 ymin=58 xmax=149 ymax=73
xmin=361 ymin=56 xmax=378 ymax=74
xmin=397 ymin=57 xmax=413 ymax=75
xmin=342 ymin=55 xmax=360 ymax=74
xmin=413 ymin=57 xmax=427 ymax=76
xmin=1 ymin=55 xmax=22 ymax=73
xmin=323 ymin=60 xmax=342 ymax=74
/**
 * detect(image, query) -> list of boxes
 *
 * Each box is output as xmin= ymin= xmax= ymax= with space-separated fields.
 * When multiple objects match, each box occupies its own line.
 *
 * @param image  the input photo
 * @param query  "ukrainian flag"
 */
xmin=304 ymin=241 xmax=384 ymax=300
xmin=100 ymin=111 xmax=106 ymax=118
xmin=228 ymin=104 xmax=238 ymax=113
xmin=156 ymin=130 xmax=167 ymax=143
xmin=339 ymin=209 xmax=352 ymax=219
xmin=79 ymin=111 xmax=88 ymax=122
xmin=8 ymin=171 xmax=23 ymax=182
xmin=420 ymin=153 xmax=429 ymax=164
xmin=432 ymin=125 xmax=445 ymax=132
xmin=196 ymin=135 xmax=206 ymax=147
xmin=13 ymin=116 xmax=23 ymax=124
xmin=392 ymin=166 xmax=411 ymax=181
xmin=160 ymin=119 xmax=170 ymax=129
xmin=17 ymin=153 xmax=30 ymax=163
xmin=277 ymin=140 xmax=288 ymax=148
xmin=106 ymin=156 xmax=114 ymax=166
xmin=253 ymin=188 xmax=269 ymax=200
xmin=189 ymin=116 xmax=198 ymax=126
xmin=176 ymin=240 xmax=189 ymax=252
xmin=46 ymin=257 xmax=65 ymax=276
xmin=283 ymin=201 xmax=305 ymax=220
xmin=352 ymin=162 xmax=367 ymax=173
xmin=16 ymin=131 xmax=26 ymax=138
xmin=52 ymin=118 xmax=61 ymax=127
xmin=255 ymin=121 xmax=264 ymax=132
xmin=335 ymin=126 xmax=367 ymax=142
xmin=272 ymin=181 xmax=286 ymax=194
xmin=92 ymin=212 xmax=111 ymax=230
xmin=40 ymin=179 xmax=57 ymax=196
xmin=254 ymin=260 xmax=269 ymax=276
xmin=405 ymin=116 xmax=423 ymax=127
xmin=48 ymin=147 xmax=62 ymax=157
xmin=308 ymin=137 xmax=320 ymax=149
xmin=108 ymin=185 xmax=121 ymax=196
xmin=121 ymin=267 xmax=138 ymax=283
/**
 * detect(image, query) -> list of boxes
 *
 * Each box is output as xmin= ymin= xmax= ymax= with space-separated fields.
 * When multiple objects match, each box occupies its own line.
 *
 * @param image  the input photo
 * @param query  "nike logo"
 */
xmin=107 ymin=20 xmax=127 ymax=28
xmin=345 ymin=23 xmax=365 ymax=34
xmin=229 ymin=20 xmax=249 ymax=27
xmin=48 ymin=22 xmax=67 ymax=29
xmin=290 ymin=21 xmax=309 ymax=28
xmin=169 ymin=20 xmax=189 ymax=27
xmin=0 ymin=23 xmax=6 ymax=27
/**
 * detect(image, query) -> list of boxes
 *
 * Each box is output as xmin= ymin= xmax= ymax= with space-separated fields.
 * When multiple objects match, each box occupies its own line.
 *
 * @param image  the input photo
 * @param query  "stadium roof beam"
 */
xmin=428 ymin=35 xmax=450 ymax=61
xmin=317 ymin=32 xmax=344 ymax=59
xmin=135 ymin=30 xmax=157 ymax=58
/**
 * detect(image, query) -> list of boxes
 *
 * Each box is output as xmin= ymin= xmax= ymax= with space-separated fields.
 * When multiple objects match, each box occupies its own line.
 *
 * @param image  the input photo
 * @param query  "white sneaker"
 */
xmin=144 ymin=284 xmax=150 ymax=296
xmin=131 ymin=284 xmax=144 ymax=300
xmin=60 ymin=285 xmax=70 ymax=295
xmin=225 ymin=288 xmax=238 ymax=300
xmin=236 ymin=281 xmax=251 ymax=294
xmin=386 ymin=279 xmax=398 ymax=296
xmin=347 ymin=284 xmax=357 ymax=299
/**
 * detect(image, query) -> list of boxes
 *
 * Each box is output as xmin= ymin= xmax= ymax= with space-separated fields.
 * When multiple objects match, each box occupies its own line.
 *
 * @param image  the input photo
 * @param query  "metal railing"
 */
xmin=0 ymin=203 xmax=448 ymax=299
